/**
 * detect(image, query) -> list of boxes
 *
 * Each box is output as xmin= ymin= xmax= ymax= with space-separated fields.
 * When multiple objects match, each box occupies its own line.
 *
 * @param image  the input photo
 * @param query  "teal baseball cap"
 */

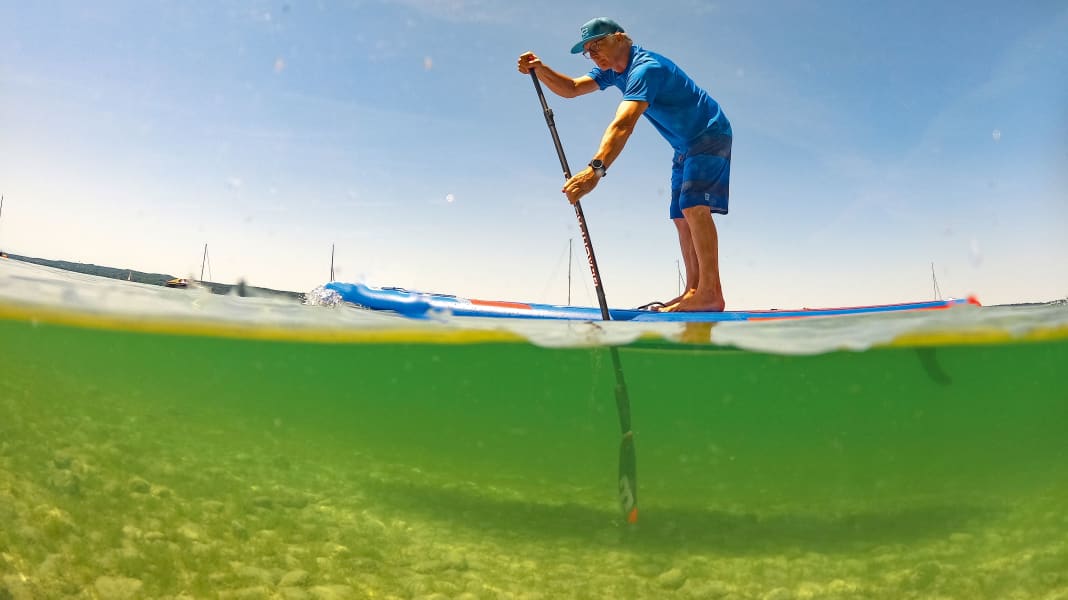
xmin=570 ymin=17 xmax=624 ymax=54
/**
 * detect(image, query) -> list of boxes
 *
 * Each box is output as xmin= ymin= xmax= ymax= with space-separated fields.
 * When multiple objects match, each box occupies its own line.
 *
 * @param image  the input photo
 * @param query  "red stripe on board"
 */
xmin=746 ymin=300 xmax=971 ymax=322
xmin=792 ymin=300 xmax=949 ymax=312
xmin=469 ymin=299 xmax=533 ymax=310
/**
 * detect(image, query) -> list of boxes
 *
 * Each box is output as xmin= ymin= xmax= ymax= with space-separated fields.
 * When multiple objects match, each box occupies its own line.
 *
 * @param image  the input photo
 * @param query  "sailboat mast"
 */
xmin=567 ymin=238 xmax=572 ymax=305
xmin=200 ymin=244 xmax=208 ymax=281
xmin=931 ymin=262 xmax=942 ymax=300
xmin=330 ymin=244 xmax=335 ymax=281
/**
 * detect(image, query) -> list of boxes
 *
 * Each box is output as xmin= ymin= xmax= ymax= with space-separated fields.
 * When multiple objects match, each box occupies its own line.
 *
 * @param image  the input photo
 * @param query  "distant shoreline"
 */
xmin=1 ymin=253 xmax=304 ymax=301
xmin=1 ymin=252 xmax=1061 ymax=308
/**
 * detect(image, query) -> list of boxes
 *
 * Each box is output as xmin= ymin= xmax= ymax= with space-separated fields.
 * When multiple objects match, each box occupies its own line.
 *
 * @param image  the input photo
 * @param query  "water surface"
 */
xmin=1 ymin=259 xmax=1066 ymax=599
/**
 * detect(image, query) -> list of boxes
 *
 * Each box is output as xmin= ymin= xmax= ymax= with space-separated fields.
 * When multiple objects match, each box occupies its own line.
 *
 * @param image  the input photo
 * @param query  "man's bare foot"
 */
xmin=655 ymin=289 xmax=695 ymax=311
xmin=664 ymin=291 xmax=725 ymax=313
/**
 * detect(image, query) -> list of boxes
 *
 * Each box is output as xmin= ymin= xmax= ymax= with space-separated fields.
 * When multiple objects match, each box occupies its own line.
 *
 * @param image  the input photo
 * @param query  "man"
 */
xmin=517 ymin=17 xmax=732 ymax=312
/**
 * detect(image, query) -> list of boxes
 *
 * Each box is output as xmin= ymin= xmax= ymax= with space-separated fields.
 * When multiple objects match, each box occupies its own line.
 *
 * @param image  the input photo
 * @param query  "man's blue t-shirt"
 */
xmin=589 ymin=45 xmax=731 ymax=153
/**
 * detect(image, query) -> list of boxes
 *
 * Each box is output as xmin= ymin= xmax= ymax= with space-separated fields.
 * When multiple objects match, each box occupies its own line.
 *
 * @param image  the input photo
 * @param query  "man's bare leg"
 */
xmin=667 ymin=206 xmax=725 ymax=312
xmin=658 ymin=218 xmax=699 ymax=309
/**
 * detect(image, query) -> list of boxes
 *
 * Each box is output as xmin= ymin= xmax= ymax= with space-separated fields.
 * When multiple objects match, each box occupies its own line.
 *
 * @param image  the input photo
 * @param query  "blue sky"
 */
xmin=1 ymin=1 xmax=1065 ymax=308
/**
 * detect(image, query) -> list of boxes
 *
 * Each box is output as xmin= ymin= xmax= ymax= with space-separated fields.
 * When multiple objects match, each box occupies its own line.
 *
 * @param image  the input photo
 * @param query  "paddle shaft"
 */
xmin=528 ymin=69 xmax=638 ymax=523
xmin=528 ymin=71 xmax=611 ymax=320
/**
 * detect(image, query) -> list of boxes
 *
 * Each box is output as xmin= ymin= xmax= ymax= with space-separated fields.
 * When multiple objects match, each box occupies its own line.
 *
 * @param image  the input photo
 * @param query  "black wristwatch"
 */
xmin=589 ymin=159 xmax=607 ymax=177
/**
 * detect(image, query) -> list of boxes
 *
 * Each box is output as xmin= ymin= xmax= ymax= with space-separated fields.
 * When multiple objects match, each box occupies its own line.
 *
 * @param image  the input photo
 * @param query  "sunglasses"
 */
xmin=582 ymin=36 xmax=612 ymax=59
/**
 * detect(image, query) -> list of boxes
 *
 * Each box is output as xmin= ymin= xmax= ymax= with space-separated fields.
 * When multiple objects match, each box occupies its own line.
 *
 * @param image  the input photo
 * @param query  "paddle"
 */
xmin=528 ymin=69 xmax=638 ymax=525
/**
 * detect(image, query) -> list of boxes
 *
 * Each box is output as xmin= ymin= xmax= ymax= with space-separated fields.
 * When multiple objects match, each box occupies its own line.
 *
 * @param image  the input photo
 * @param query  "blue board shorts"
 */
xmin=669 ymin=132 xmax=732 ymax=219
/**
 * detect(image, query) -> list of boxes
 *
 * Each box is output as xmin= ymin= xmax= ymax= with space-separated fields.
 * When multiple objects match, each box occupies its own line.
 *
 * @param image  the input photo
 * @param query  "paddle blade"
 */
xmin=618 ymin=430 xmax=638 ymax=524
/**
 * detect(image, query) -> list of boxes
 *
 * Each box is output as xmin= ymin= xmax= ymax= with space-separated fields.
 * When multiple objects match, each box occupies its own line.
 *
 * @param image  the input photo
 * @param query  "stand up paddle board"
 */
xmin=324 ymin=282 xmax=980 ymax=322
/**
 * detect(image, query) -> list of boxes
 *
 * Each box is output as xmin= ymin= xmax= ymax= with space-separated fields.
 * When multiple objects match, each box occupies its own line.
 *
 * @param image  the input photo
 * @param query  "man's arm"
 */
xmin=594 ymin=100 xmax=648 ymax=168
xmin=561 ymin=99 xmax=648 ymax=204
xmin=517 ymin=52 xmax=599 ymax=98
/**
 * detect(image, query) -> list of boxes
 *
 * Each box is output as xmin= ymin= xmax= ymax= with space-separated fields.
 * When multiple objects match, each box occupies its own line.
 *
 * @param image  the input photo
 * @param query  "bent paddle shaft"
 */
xmin=612 ymin=349 xmax=638 ymax=524
xmin=528 ymin=69 xmax=638 ymax=524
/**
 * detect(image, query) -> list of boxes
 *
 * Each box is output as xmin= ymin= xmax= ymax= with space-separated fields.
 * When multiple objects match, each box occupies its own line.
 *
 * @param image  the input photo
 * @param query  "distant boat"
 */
xmin=164 ymin=277 xmax=190 ymax=288
xmin=166 ymin=244 xmax=210 ymax=289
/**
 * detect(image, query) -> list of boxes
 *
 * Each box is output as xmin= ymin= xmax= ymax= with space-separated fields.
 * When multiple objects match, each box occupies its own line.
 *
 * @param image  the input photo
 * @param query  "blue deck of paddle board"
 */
xmin=325 ymin=282 xmax=973 ymax=322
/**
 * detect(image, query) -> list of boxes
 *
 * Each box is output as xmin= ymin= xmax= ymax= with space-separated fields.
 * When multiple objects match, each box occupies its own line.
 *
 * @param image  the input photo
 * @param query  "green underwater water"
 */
xmin=1 ymin=316 xmax=1066 ymax=599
